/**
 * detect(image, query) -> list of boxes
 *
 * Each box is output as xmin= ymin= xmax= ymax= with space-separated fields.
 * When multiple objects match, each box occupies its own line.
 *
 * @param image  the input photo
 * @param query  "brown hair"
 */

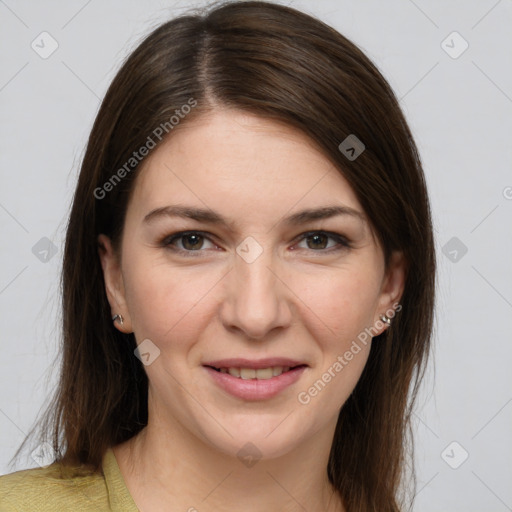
xmin=15 ymin=2 xmax=435 ymax=510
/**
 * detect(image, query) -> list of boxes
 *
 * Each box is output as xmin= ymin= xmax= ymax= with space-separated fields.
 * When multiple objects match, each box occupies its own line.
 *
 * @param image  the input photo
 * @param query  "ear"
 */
xmin=97 ymin=234 xmax=133 ymax=333
xmin=373 ymin=250 xmax=406 ymax=335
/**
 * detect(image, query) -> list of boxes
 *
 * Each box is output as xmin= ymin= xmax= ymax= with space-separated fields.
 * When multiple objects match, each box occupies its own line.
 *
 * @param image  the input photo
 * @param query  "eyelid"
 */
xmin=162 ymin=230 xmax=351 ymax=255
xmin=162 ymin=230 xmax=219 ymax=253
xmin=291 ymin=230 xmax=351 ymax=249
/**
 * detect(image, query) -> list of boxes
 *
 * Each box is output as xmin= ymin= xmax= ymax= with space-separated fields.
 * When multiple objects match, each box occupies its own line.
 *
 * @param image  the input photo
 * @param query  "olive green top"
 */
xmin=0 ymin=447 xmax=139 ymax=511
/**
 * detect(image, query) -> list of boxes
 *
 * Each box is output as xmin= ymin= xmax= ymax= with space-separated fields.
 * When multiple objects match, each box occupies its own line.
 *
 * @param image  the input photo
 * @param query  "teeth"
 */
xmin=240 ymin=368 xmax=256 ymax=380
xmin=272 ymin=366 xmax=283 ymax=376
xmin=228 ymin=367 xmax=240 ymax=377
xmin=219 ymin=366 xmax=294 ymax=379
xmin=254 ymin=368 xmax=273 ymax=379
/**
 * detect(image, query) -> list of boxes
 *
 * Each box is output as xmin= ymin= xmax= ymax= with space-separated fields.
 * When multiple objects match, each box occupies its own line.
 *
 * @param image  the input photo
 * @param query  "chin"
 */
xmin=195 ymin=413 xmax=312 ymax=462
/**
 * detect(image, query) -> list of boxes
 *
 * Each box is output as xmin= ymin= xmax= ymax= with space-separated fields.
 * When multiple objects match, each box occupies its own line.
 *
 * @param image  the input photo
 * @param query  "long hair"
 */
xmin=15 ymin=2 xmax=435 ymax=510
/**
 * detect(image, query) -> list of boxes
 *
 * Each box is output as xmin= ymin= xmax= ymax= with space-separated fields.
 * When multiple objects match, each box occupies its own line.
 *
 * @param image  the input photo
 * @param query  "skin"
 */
xmin=98 ymin=109 xmax=405 ymax=512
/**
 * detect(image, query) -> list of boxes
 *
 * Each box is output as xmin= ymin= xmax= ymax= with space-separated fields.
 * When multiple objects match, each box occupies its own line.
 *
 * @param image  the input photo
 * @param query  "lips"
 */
xmin=202 ymin=358 xmax=308 ymax=400
xmin=202 ymin=357 xmax=306 ymax=370
xmin=203 ymin=358 xmax=307 ymax=379
xmin=217 ymin=366 xmax=292 ymax=379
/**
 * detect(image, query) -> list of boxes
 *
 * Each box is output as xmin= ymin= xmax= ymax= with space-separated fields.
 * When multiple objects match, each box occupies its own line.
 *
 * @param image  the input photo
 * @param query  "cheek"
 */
xmin=294 ymin=264 xmax=381 ymax=343
xmin=296 ymin=271 xmax=376 ymax=413
xmin=122 ymin=256 xmax=222 ymax=342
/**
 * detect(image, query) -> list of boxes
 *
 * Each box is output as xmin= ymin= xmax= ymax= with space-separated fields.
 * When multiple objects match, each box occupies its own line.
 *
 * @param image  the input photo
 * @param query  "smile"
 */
xmin=203 ymin=363 xmax=308 ymax=400
xmin=210 ymin=365 xmax=297 ymax=379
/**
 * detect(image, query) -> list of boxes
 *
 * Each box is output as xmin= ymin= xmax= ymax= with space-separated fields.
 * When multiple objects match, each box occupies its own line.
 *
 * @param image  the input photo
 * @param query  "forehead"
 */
xmin=128 ymin=109 xmax=364 ymax=224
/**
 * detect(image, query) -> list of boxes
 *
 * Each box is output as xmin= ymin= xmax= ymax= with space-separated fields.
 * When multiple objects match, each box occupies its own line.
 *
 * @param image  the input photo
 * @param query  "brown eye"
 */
xmin=295 ymin=231 xmax=351 ymax=252
xmin=164 ymin=231 xmax=217 ymax=254
xmin=180 ymin=234 xmax=204 ymax=250
xmin=305 ymin=233 xmax=329 ymax=250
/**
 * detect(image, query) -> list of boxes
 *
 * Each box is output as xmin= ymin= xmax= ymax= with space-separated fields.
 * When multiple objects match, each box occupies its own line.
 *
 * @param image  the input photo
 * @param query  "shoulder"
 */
xmin=0 ymin=462 xmax=109 ymax=512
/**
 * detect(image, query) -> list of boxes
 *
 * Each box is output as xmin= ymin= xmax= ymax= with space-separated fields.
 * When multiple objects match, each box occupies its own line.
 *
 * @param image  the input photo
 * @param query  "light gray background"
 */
xmin=1 ymin=1 xmax=511 ymax=510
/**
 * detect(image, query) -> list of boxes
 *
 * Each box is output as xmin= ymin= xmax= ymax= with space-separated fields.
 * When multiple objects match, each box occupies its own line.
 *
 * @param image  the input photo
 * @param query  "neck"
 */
xmin=114 ymin=410 xmax=345 ymax=512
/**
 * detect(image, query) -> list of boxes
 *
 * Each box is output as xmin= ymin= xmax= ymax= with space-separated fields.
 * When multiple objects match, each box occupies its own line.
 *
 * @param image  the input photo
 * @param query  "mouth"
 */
xmin=205 ymin=364 xmax=307 ymax=380
xmin=202 ymin=358 xmax=308 ymax=400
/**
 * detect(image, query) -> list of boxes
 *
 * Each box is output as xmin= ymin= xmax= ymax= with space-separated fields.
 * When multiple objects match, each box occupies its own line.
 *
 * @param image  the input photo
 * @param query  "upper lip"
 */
xmin=203 ymin=358 xmax=308 ymax=369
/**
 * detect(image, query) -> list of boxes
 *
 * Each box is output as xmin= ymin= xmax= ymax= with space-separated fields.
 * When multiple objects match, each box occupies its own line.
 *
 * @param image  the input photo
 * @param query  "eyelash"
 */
xmin=161 ymin=230 xmax=351 ymax=256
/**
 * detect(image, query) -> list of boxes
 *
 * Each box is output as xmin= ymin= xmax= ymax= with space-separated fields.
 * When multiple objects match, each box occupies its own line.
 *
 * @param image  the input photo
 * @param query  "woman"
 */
xmin=0 ymin=1 xmax=435 ymax=511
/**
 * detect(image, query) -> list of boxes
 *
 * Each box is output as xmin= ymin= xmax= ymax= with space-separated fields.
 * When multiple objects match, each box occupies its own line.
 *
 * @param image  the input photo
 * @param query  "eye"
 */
xmin=294 ymin=231 xmax=351 ymax=252
xmin=162 ymin=230 xmax=351 ymax=257
xmin=163 ymin=231 xmax=218 ymax=254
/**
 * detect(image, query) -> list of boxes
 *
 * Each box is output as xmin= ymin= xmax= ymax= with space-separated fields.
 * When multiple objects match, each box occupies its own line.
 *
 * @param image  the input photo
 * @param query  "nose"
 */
xmin=220 ymin=247 xmax=293 ymax=341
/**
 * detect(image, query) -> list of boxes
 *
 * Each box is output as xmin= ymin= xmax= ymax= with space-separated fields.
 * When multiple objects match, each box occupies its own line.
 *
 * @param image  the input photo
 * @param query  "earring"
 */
xmin=379 ymin=314 xmax=391 ymax=326
xmin=112 ymin=314 xmax=124 ymax=326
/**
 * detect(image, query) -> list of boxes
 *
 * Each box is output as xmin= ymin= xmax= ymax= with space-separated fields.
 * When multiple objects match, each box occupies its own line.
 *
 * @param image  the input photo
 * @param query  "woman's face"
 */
xmin=99 ymin=109 xmax=404 ymax=460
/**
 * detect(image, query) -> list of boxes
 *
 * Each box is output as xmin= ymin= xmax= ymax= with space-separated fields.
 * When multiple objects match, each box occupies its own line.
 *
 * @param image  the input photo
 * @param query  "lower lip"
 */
xmin=203 ymin=365 xmax=307 ymax=401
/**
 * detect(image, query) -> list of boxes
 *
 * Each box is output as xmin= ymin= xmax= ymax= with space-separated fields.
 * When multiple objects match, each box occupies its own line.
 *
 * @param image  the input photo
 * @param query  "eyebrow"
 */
xmin=143 ymin=204 xmax=366 ymax=228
